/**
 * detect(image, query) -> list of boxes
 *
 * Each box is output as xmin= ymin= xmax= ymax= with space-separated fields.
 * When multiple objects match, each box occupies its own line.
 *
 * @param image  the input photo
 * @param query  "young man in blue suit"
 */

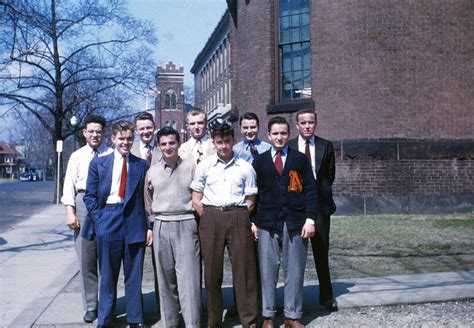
xmin=83 ymin=120 xmax=153 ymax=327
xmin=252 ymin=116 xmax=319 ymax=328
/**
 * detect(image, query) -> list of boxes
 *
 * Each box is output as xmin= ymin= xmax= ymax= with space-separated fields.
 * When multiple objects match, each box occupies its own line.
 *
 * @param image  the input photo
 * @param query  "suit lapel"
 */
xmin=314 ymin=135 xmax=323 ymax=173
xmin=99 ymin=154 xmax=114 ymax=205
xmin=124 ymin=155 xmax=141 ymax=205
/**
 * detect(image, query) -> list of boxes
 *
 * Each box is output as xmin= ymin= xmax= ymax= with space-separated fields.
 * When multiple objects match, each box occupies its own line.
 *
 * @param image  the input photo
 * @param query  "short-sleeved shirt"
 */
xmin=190 ymin=154 xmax=258 ymax=207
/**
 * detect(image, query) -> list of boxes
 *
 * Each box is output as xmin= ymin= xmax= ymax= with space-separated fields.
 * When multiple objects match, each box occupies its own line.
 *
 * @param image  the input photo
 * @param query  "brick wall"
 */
xmin=334 ymin=159 xmax=474 ymax=197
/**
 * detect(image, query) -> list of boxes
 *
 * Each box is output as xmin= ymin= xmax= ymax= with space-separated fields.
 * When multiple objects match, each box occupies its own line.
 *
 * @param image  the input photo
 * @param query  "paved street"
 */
xmin=0 ymin=180 xmax=55 ymax=233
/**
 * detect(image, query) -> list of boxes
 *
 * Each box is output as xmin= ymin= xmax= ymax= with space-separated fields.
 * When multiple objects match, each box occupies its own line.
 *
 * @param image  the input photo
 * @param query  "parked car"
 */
xmin=20 ymin=171 xmax=40 ymax=182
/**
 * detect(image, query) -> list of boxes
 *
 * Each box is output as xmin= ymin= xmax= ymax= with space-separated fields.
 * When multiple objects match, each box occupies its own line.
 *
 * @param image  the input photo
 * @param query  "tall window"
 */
xmin=279 ymin=0 xmax=311 ymax=100
xmin=165 ymin=89 xmax=177 ymax=109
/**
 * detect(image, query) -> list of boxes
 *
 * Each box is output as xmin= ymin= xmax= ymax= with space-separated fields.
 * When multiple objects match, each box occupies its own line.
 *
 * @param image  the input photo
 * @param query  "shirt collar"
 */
xmin=298 ymin=135 xmax=314 ymax=147
xmin=210 ymin=153 xmax=238 ymax=167
xmin=86 ymin=143 xmax=107 ymax=155
xmin=243 ymin=138 xmax=260 ymax=147
xmin=140 ymin=139 xmax=155 ymax=149
xmin=114 ymin=149 xmax=128 ymax=160
xmin=271 ymin=145 xmax=288 ymax=158
xmin=191 ymin=134 xmax=209 ymax=147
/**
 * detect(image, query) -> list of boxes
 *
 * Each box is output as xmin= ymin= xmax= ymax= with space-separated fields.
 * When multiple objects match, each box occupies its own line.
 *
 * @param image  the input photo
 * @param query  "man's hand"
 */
xmin=66 ymin=207 xmax=80 ymax=230
xmin=146 ymin=229 xmax=153 ymax=246
xmin=251 ymin=223 xmax=258 ymax=241
xmin=301 ymin=223 xmax=315 ymax=239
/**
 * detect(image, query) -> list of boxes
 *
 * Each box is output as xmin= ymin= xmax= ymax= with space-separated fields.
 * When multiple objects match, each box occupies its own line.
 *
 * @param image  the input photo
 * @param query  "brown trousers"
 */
xmin=199 ymin=206 xmax=259 ymax=327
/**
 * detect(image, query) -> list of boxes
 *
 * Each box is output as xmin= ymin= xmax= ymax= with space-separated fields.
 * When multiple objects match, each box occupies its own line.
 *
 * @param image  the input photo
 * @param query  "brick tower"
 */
xmin=155 ymin=61 xmax=185 ymax=139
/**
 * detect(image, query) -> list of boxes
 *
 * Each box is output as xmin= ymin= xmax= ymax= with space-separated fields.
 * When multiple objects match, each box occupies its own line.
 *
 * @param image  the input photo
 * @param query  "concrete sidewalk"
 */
xmin=1 ymin=203 xmax=474 ymax=327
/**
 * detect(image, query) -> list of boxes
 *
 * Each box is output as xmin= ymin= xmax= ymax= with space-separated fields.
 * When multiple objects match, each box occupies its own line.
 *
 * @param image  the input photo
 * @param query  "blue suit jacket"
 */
xmin=82 ymin=152 xmax=150 ymax=244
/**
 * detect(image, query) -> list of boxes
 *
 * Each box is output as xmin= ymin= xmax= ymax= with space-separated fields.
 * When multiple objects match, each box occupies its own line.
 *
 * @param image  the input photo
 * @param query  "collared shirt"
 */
xmin=139 ymin=139 xmax=156 ymax=160
xmin=190 ymin=154 xmax=258 ymax=207
xmin=233 ymin=138 xmax=272 ymax=163
xmin=270 ymin=145 xmax=289 ymax=168
xmin=61 ymin=143 xmax=112 ymax=207
xmin=189 ymin=135 xmax=210 ymax=162
xmin=297 ymin=135 xmax=316 ymax=179
xmin=106 ymin=149 xmax=129 ymax=204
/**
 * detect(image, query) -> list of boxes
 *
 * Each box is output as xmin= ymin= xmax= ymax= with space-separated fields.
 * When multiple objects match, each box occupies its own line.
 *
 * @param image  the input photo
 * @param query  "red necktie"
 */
xmin=118 ymin=155 xmax=127 ymax=198
xmin=275 ymin=150 xmax=283 ymax=175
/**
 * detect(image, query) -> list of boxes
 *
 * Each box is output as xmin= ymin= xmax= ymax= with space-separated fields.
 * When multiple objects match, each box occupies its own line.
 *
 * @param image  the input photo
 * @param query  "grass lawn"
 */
xmin=312 ymin=211 xmax=474 ymax=279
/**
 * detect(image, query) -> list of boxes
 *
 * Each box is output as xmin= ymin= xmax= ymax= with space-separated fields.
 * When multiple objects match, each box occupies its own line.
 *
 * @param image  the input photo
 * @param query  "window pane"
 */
xmin=290 ymin=14 xmax=300 ymax=43
xmin=303 ymin=70 xmax=312 ymax=97
xmin=280 ymin=0 xmax=289 ymax=16
xmin=292 ymin=43 xmax=302 ymax=71
xmin=300 ymin=0 xmax=309 ymax=13
xmin=280 ymin=16 xmax=290 ymax=44
xmin=302 ymin=42 xmax=311 ymax=69
xmin=301 ymin=13 xmax=310 ymax=41
xmin=290 ymin=0 xmax=300 ymax=14
xmin=282 ymin=45 xmax=291 ymax=72
xmin=292 ymin=70 xmax=302 ymax=99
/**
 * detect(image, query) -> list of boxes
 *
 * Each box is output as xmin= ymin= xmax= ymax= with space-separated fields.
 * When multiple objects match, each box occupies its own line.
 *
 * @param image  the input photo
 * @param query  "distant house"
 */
xmin=0 ymin=143 xmax=24 ymax=179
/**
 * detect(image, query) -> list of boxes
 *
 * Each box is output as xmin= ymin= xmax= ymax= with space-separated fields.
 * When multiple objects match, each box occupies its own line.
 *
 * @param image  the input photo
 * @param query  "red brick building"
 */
xmin=155 ymin=61 xmax=186 ymax=140
xmin=223 ymin=0 xmax=473 ymax=214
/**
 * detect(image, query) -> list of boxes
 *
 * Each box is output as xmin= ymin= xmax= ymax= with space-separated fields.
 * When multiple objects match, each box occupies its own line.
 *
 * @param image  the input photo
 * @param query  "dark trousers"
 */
xmin=311 ymin=212 xmax=334 ymax=304
xmin=96 ymin=204 xmax=145 ymax=325
xmin=199 ymin=206 xmax=258 ymax=328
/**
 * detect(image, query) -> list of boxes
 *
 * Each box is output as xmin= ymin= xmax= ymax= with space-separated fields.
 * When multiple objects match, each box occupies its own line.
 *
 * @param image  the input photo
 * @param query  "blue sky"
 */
xmin=128 ymin=0 xmax=228 ymax=87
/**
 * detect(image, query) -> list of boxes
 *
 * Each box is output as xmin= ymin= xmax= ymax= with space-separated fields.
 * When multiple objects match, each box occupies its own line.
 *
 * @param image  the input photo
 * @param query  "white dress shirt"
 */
xmin=106 ymin=149 xmax=129 ymax=204
xmin=297 ymin=135 xmax=316 ymax=179
xmin=61 ymin=143 xmax=112 ymax=207
xmin=139 ymin=139 xmax=156 ymax=160
xmin=190 ymin=154 xmax=258 ymax=207
xmin=190 ymin=135 xmax=210 ymax=162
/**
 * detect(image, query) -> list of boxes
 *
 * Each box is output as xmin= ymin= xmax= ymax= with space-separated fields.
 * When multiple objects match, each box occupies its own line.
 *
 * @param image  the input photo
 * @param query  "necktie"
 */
xmin=146 ymin=144 xmax=152 ymax=167
xmin=305 ymin=139 xmax=311 ymax=163
xmin=118 ymin=155 xmax=127 ymax=198
xmin=249 ymin=142 xmax=258 ymax=158
xmin=92 ymin=149 xmax=98 ymax=158
xmin=275 ymin=150 xmax=283 ymax=175
xmin=196 ymin=140 xmax=203 ymax=164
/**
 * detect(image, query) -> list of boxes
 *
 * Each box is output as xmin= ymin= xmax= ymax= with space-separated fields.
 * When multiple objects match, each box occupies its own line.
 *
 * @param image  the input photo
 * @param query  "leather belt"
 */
xmin=204 ymin=205 xmax=246 ymax=212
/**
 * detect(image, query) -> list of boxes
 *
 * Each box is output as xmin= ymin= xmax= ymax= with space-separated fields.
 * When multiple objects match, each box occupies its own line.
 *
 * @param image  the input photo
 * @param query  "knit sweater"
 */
xmin=144 ymin=157 xmax=196 ymax=221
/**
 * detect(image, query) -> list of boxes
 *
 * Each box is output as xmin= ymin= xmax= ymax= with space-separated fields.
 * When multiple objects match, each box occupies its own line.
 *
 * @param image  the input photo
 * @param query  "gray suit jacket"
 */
xmin=130 ymin=140 xmax=162 ymax=167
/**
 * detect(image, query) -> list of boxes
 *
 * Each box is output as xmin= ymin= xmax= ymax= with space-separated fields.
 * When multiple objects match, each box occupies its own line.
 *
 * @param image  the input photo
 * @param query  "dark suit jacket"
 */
xmin=82 ymin=152 xmax=150 ymax=244
xmin=288 ymin=135 xmax=336 ymax=217
xmin=252 ymin=147 xmax=320 ymax=232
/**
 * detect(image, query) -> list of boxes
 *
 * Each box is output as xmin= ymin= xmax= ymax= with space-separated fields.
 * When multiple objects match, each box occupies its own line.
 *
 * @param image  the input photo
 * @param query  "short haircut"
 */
xmin=268 ymin=116 xmax=290 ymax=132
xmin=111 ymin=120 xmax=135 ymax=136
xmin=84 ymin=115 xmax=106 ymax=129
xmin=156 ymin=126 xmax=180 ymax=144
xmin=295 ymin=109 xmax=317 ymax=122
xmin=186 ymin=108 xmax=207 ymax=123
xmin=134 ymin=112 xmax=155 ymax=125
xmin=211 ymin=122 xmax=234 ymax=139
xmin=239 ymin=112 xmax=260 ymax=126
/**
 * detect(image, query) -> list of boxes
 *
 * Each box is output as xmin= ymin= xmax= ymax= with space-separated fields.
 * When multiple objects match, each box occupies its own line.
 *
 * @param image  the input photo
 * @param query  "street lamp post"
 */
xmin=70 ymin=115 xmax=78 ymax=150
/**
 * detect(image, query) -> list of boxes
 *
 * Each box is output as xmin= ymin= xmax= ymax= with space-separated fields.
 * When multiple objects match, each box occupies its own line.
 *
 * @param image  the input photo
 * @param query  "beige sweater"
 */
xmin=144 ymin=157 xmax=196 ymax=221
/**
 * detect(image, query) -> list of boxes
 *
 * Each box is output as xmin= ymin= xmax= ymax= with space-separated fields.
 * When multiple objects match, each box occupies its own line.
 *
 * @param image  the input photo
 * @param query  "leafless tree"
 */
xmin=0 ymin=0 xmax=157 ymax=201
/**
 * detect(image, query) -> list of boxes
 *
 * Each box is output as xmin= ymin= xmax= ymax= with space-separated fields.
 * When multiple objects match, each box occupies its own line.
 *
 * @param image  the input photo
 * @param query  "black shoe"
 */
xmin=323 ymin=299 xmax=339 ymax=312
xmin=129 ymin=323 xmax=149 ymax=328
xmin=83 ymin=310 xmax=98 ymax=323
